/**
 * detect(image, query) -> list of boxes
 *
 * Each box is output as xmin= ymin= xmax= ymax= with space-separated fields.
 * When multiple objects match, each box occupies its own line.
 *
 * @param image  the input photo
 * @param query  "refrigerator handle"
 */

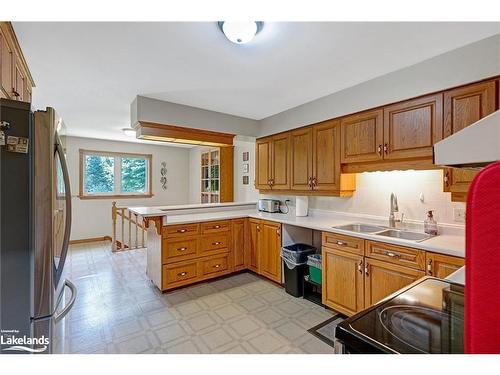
xmin=54 ymin=135 xmax=72 ymax=286
xmin=53 ymin=279 xmax=77 ymax=323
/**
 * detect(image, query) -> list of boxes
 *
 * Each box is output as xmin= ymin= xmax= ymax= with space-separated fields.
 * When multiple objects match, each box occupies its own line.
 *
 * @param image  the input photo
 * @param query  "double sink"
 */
xmin=334 ymin=223 xmax=432 ymax=242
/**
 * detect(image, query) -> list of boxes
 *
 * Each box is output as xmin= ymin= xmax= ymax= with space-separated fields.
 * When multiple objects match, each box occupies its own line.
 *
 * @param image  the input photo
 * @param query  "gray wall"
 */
xmin=132 ymin=95 xmax=261 ymax=137
xmin=259 ymin=33 xmax=500 ymax=136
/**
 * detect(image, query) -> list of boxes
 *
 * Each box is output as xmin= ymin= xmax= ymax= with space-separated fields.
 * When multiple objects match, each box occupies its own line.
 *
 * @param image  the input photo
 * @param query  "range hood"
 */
xmin=434 ymin=110 xmax=500 ymax=168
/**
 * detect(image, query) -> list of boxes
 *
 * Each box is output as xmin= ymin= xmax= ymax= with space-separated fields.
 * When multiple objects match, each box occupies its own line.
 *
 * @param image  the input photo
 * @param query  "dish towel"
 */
xmin=465 ymin=161 xmax=500 ymax=353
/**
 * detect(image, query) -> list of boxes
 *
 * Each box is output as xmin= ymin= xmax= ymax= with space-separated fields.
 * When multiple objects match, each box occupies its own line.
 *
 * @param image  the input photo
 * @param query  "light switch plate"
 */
xmin=453 ymin=207 xmax=466 ymax=223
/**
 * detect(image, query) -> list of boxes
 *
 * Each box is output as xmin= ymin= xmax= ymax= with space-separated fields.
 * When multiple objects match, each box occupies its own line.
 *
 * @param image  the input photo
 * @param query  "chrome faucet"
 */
xmin=389 ymin=193 xmax=403 ymax=228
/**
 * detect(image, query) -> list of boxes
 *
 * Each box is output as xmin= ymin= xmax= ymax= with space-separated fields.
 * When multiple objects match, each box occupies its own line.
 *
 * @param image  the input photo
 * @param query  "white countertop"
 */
xmin=445 ymin=266 xmax=465 ymax=284
xmin=141 ymin=204 xmax=465 ymax=258
xmin=128 ymin=201 xmax=257 ymax=217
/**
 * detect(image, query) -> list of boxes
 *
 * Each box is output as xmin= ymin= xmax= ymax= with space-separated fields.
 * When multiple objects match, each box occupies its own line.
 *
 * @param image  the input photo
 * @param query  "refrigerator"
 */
xmin=0 ymin=98 xmax=75 ymax=354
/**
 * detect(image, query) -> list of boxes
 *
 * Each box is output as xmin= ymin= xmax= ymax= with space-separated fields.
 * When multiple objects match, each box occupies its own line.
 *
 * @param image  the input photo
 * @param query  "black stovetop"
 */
xmin=335 ymin=277 xmax=464 ymax=354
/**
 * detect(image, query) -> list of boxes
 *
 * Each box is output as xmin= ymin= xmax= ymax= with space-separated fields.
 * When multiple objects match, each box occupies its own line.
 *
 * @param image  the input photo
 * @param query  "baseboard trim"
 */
xmin=69 ymin=236 xmax=112 ymax=245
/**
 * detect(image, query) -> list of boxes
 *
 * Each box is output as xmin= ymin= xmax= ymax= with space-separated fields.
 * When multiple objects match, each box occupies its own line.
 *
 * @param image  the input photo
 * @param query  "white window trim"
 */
xmin=79 ymin=149 xmax=153 ymax=199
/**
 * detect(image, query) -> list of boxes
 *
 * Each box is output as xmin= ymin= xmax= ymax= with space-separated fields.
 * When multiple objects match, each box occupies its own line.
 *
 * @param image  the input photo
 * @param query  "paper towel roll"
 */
xmin=296 ymin=196 xmax=309 ymax=217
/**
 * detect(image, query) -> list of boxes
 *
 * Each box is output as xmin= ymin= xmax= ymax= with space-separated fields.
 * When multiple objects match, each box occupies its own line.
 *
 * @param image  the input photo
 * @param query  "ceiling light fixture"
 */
xmin=218 ymin=21 xmax=263 ymax=44
xmin=122 ymin=128 xmax=136 ymax=137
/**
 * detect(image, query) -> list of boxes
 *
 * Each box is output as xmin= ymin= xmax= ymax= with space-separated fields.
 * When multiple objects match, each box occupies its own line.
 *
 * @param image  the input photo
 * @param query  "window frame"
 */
xmin=79 ymin=149 xmax=153 ymax=199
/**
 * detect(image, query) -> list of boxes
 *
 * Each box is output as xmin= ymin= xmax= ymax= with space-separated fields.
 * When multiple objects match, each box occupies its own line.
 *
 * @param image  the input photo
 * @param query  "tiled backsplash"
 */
xmin=261 ymin=170 xmax=466 ymax=226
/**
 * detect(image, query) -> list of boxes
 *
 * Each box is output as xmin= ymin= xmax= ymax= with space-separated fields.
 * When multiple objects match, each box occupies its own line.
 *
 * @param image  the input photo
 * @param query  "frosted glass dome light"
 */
xmin=219 ymin=22 xmax=262 ymax=44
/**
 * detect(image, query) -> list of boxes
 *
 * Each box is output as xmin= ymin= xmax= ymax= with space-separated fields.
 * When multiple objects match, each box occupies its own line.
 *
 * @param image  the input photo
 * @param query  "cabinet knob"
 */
xmin=377 ymin=144 xmax=382 ymax=156
xmin=213 ymin=225 xmax=221 ymax=229
xmin=177 ymin=229 xmax=187 ymax=233
xmin=308 ymin=176 xmax=313 ymax=189
xmin=212 ymin=241 xmax=222 ymax=245
xmin=177 ymin=247 xmax=187 ymax=252
xmin=276 ymin=229 xmax=280 ymax=236
xmin=312 ymin=177 xmax=317 ymax=188
xmin=427 ymin=259 xmax=433 ymax=275
xmin=178 ymin=271 xmax=188 ymax=277
xmin=364 ymin=263 xmax=369 ymax=276
xmin=213 ymin=264 xmax=221 ymax=269
xmin=358 ymin=260 xmax=363 ymax=274
xmin=384 ymin=143 xmax=388 ymax=154
xmin=336 ymin=241 xmax=347 ymax=246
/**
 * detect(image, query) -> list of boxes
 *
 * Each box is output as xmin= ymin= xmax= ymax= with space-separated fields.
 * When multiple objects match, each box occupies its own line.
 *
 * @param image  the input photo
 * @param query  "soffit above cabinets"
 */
xmin=134 ymin=121 xmax=235 ymax=147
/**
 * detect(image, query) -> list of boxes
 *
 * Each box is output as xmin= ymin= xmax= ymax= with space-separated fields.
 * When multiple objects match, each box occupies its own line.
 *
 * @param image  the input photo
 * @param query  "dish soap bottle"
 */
xmin=424 ymin=210 xmax=438 ymax=236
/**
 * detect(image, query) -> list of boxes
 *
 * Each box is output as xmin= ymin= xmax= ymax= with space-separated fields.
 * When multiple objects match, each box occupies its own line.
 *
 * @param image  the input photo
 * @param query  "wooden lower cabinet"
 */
xmin=364 ymin=258 xmax=425 ymax=307
xmin=426 ymin=252 xmax=464 ymax=279
xmin=321 ymin=232 xmax=459 ymax=317
xmin=322 ymin=247 xmax=364 ymax=316
xmin=160 ymin=218 xmax=283 ymax=291
xmin=259 ymin=220 xmax=282 ymax=283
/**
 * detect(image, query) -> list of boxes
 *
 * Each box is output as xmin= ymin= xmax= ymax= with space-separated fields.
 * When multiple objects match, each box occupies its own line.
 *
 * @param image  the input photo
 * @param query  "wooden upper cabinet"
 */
xmin=270 ymin=133 xmax=291 ymax=189
xmin=364 ymin=258 xmax=425 ymax=307
xmin=0 ymin=27 xmax=14 ymax=98
xmin=312 ymin=120 xmax=341 ymax=191
xmin=443 ymin=80 xmax=497 ymax=198
xmin=426 ymin=252 xmax=464 ymax=279
xmin=341 ymin=109 xmax=383 ymax=163
xmin=259 ymin=221 xmax=282 ymax=283
xmin=443 ymin=80 xmax=496 ymax=137
xmin=383 ymin=93 xmax=443 ymax=160
xmin=322 ymin=247 xmax=365 ymax=316
xmin=255 ymin=138 xmax=272 ymax=189
xmin=290 ymin=127 xmax=313 ymax=190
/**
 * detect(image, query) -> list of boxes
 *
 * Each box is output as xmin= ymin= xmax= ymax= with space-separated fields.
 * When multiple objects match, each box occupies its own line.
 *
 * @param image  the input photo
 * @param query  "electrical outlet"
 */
xmin=453 ymin=208 xmax=466 ymax=223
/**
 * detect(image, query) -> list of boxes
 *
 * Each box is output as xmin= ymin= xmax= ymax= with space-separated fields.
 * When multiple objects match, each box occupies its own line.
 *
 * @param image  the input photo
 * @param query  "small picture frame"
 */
xmin=243 ymin=163 xmax=249 ymax=173
xmin=243 ymin=176 xmax=249 ymax=185
xmin=242 ymin=151 xmax=249 ymax=162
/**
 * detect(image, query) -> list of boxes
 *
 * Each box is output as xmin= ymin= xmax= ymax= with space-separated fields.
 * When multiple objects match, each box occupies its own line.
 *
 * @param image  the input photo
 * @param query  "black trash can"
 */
xmin=281 ymin=243 xmax=316 ymax=297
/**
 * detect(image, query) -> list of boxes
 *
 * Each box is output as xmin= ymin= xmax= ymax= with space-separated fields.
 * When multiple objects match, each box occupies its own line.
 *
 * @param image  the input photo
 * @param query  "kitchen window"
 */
xmin=79 ymin=149 xmax=152 ymax=199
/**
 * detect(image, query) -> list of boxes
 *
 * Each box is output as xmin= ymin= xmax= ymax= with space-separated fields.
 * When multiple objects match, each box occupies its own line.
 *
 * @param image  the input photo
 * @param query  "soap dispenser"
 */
xmin=424 ymin=210 xmax=438 ymax=236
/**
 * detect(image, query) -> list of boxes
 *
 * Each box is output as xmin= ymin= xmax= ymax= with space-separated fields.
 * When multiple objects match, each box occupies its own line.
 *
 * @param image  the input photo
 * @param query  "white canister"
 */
xmin=296 ymin=196 xmax=309 ymax=217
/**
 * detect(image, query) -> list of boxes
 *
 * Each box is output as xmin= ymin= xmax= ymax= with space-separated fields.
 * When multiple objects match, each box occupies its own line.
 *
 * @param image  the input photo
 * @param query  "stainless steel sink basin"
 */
xmin=335 ymin=223 xmax=386 ymax=233
xmin=375 ymin=229 xmax=431 ymax=242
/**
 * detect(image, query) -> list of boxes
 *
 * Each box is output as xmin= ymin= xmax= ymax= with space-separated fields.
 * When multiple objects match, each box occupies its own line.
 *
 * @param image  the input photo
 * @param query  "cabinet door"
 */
xmin=312 ymin=120 xmax=341 ymax=191
xmin=270 ymin=133 xmax=290 ymax=189
xmin=340 ymin=109 xmax=383 ymax=163
xmin=232 ymin=219 xmax=246 ymax=271
xmin=14 ymin=57 xmax=25 ymax=101
xmin=322 ymin=247 xmax=364 ymax=317
xmin=364 ymin=258 xmax=425 ymax=307
xmin=444 ymin=80 xmax=496 ymax=194
xmin=383 ymin=93 xmax=443 ymax=160
xmin=290 ymin=127 xmax=313 ymax=190
xmin=259 ymin=221 xmax=282 ymax=283
xmin=426 ymin=252 xmax=464 ymax=279
xmin=255 ymin=138 xmax=272 ymax=189
xmin=248 ymin=219 xmax=260 ymax=272
xmin=0 ymin=28 xmax=14 ymax=98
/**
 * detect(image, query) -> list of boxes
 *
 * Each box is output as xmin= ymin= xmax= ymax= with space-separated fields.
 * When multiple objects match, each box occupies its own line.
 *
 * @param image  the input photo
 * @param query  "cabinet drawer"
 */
xmin=162 ymin=261 xmax=198 ymax=289
xmin=200 ymin=234 xmax=230 ymax=254
xmin=163 ymin=238 xmax=198 ymax=264
xmin=322 ymin=232 xmax=365 ymax=255
xmin=365 ymin=240 xmax=425 ymax=270
xmin=163 ymin=223 xmax=200 ymax=239
xmin=201 ymin=220 xmax=231 ymax=234
xmin=201 ymin=254 xmax=230 ymax=276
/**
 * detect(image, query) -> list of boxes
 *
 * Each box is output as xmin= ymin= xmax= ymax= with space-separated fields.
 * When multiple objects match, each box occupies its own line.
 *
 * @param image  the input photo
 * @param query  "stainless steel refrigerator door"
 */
xmin=33 ymin=108 xmax=72 ymax=320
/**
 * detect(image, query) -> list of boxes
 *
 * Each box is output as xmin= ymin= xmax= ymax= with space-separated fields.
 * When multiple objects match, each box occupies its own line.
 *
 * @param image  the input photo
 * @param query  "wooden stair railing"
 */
xmin=111 ymin=201 xmax=147 ymax=252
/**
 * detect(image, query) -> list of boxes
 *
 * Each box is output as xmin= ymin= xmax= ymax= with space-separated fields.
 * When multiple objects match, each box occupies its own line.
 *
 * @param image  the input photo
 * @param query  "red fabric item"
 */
xmin=465 ymin=161 xmax=500 ymax=354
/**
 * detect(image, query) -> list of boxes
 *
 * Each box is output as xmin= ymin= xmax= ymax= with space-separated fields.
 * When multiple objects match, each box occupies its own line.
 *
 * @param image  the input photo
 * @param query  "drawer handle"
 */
xmin=177 ymin=229 xmax=187 ymax=233
xmin=336 ymin=241 xmax=347 ymax=246
xmin=365 ymin=263 xmax=369 ymax=276
xmin=213 ymin=225 xmax=221 ymax=229
xmin=177 ymin=247 xmax=187 ymax=252
xmin=357 ymin=260 xmax=363 ymax=274
xmin=212 ymin=241 xmax=222 ymax=245
xmin=213 ymin=264 xmax=221 ymax=269
xmin=177 ymin=271 xmax=188 ymax=277
xmin=385 ymin=251 xmax=401 ymax=258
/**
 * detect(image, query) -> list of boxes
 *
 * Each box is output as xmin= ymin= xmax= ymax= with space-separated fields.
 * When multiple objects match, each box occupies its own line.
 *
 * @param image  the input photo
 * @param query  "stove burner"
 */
xmin=378 ymin=305 xmax=463 ymax=353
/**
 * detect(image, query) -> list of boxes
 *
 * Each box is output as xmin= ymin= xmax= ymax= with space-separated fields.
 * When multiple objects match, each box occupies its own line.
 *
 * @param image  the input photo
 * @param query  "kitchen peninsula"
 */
xmin=129 ymin=202 xmax=465 ymax=316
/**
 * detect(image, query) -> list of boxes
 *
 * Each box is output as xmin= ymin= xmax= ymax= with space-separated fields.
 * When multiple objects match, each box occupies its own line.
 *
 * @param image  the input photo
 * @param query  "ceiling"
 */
xmin=13 ymin=22 xmax=500 ymax=145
